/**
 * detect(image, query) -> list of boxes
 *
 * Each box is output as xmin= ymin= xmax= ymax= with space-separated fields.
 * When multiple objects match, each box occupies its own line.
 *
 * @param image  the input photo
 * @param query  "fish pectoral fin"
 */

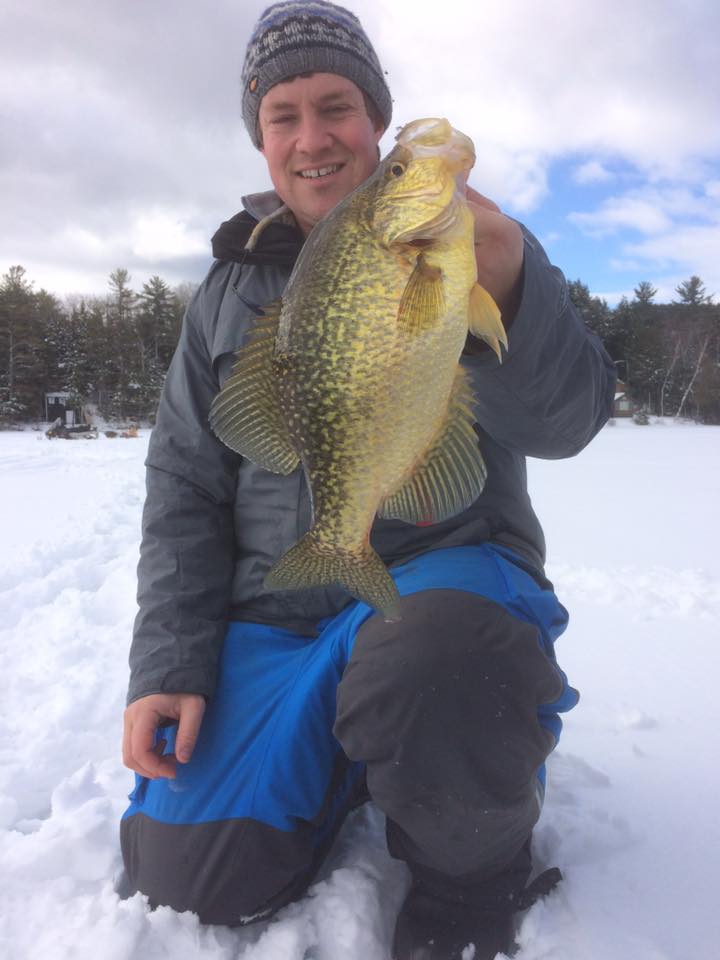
xmin=397 ymin=253 xmax=446 ymax=334
xmin=266 ymin=534 xmax=402 ymax=621
xmin=209 ymin=300 xmax=299 ymax=474
xmin=468 ymin=282 xmax=507 ymax=361
xmin=244 ymin=204 xmax=293 ymax=252
xmin=378 ymin=365 xmax=486 ymax=524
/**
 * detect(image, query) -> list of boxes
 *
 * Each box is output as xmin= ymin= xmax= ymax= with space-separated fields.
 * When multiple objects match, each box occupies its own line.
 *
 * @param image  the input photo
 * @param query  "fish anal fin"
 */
xmin=209 ymin=300 xmax=299 ymax=474
xmin=379 ymin=365 xmax=486 ymax=524
xmin=468 ymin=282 xmax=507 ymax=361
xmin=397 ymin=253 xmax=445 ymax=334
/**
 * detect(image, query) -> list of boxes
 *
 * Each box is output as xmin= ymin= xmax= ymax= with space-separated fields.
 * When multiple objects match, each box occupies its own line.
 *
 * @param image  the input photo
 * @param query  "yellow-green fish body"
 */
xmin=210 ymin=118 xmax=507 ymax=619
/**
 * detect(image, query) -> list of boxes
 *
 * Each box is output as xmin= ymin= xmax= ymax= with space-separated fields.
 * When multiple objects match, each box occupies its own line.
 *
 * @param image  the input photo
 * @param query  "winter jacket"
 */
xmin=127 ymin=190 xmax=616 ymax=705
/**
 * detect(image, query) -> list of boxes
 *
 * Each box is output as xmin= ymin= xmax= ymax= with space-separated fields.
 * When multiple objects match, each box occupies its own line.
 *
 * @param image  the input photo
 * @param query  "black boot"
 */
xmin=392 ymin=848 xmax=562 ymax=960
xmin=393 ymin=884 xmax=515 ymax=960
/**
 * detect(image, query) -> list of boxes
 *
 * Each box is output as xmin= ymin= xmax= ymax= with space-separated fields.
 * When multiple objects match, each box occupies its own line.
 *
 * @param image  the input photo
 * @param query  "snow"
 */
xmin=1 ymin=419 xmax=718 ymax=960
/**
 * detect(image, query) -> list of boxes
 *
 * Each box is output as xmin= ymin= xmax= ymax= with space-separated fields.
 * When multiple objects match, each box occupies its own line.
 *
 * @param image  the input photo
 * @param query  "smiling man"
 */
xmin=120 ymin=3 xmax=616 ymax=959
xmin=257 ymin=72 xmax=384 ymax=234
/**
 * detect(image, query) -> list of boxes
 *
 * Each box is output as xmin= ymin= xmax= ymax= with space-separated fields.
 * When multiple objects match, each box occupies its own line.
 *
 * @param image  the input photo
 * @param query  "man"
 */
xmin=121 ymin=3 xmax=615 ymax=958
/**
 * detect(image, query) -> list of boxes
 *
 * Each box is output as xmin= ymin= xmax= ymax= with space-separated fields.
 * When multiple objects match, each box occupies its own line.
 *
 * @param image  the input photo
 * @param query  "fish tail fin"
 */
xmin=265 ymin=534 xmax=402 ymax=621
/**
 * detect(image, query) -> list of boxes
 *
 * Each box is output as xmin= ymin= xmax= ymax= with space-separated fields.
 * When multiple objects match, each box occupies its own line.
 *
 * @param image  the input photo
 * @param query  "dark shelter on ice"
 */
xmin=44 ymin=392 xmax=82 ymax=426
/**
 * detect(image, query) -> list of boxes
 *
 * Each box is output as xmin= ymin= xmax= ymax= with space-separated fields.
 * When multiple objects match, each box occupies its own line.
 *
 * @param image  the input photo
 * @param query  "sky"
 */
xmin=1 ymin=0 xmax=719 ymax=306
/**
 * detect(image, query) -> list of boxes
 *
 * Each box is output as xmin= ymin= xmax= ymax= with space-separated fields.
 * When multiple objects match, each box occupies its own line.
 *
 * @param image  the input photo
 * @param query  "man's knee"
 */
xmin=333 ymin=588 xmax=563 ymax=876
xmin=335 ymin=588 xmax=563 ymax=777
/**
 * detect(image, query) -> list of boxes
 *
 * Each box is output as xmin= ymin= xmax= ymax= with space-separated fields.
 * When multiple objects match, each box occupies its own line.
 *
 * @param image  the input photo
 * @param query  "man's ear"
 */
xmin=373 ymin=117 xmax=386 ymax=153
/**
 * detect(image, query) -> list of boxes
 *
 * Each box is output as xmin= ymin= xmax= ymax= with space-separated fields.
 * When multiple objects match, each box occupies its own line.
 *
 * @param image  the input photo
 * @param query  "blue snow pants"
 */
xmin=121 ymin=545 xmax=577 ymax=925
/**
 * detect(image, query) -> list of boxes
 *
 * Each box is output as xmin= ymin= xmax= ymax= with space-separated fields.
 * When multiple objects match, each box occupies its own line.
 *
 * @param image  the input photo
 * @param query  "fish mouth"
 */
xmin=372 ymin=119 xmax=476 ymax=247
xmin=396 ymin=118 xmax=475 ymax=176
xmin=296 ymin=163 xmax=344 ymax=180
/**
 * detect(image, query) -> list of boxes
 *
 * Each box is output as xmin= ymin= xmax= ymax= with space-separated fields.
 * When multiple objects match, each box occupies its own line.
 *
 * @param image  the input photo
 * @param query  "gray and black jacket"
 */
xmin=127 ymin=191 xmax=615 ymax=705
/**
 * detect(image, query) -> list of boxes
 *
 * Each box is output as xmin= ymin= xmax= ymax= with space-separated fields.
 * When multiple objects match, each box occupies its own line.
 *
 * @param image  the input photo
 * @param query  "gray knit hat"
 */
xmin=242 ymin=0 xmax=392 ymax=148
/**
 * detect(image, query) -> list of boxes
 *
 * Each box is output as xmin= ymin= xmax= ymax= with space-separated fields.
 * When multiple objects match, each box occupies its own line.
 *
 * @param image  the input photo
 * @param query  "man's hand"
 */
xmin=123 ymin=693 xmax=206 ymax=780
xmin=466 ymin=186 xmax=524 ymax=324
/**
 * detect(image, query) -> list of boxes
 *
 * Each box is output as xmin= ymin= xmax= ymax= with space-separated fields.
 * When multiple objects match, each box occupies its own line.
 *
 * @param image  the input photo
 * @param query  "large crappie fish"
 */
xmin=210 ymin=118 xmax=507 ymax=620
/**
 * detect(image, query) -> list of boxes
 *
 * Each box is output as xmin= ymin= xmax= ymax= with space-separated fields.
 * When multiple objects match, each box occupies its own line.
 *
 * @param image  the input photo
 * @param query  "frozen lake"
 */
xmin=0 ymin=419 xmax=718 ymax=959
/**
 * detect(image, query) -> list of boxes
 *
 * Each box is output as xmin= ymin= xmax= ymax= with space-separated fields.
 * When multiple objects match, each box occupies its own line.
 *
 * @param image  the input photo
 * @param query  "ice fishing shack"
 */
xmin=44 ymin=392 xmax=82 ymax=426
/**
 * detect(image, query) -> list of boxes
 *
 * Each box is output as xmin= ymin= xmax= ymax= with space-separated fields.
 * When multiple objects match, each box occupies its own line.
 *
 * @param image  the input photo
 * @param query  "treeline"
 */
xmin=1 ymin=265 xmax=719 ymax=426
xmin=569 ymin=276 xmax=719 ymax=423
xmin=0 ymin=265 xmax=195 ymax=424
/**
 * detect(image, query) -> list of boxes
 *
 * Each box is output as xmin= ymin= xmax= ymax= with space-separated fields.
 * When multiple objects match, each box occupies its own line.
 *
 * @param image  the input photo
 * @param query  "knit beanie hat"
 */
xmin=242 ymin=0 xmax=392 ymax=147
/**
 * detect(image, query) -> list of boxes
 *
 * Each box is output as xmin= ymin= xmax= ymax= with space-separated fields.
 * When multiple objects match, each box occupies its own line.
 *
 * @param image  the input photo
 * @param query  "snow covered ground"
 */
xmin=0 ymin=419 xmax=718 ymax=960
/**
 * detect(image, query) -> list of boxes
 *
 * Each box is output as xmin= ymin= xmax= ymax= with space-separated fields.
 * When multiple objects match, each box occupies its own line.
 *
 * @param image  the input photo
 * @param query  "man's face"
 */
xmin=258 ymin=72 xmax=384 ymax=236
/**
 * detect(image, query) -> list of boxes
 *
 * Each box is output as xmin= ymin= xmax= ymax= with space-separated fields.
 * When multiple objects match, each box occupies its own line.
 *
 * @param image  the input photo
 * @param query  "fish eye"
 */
xmin=390 ymin=162 xmax=405 ymax=177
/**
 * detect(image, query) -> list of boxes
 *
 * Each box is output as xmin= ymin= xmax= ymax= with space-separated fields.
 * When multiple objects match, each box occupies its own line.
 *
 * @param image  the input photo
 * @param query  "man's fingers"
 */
xmin=122 ymin=693 xmax=206 ymax=778
xmin=175 ymin=697 xmax=206 ymax=764
xmin=123 ymin=706 xmax=174 ymax=779
xmin=122 ymin=709 xmax=154 ymax=777
xmin=128 ymin=709 xmax=172 ymax=778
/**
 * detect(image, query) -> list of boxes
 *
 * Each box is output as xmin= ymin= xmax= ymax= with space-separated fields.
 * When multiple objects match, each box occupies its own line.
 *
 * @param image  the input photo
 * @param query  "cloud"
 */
xmin=574 ymin=179 xmax=720 ymax=298
xmin=573 ymin=161 xmax=613 ymax=185
xmin=1 ymin=0 xmax=719 ymax=296
xmin=569 ymin=181 xmax=718 ymax=235
xmin=374 ymin=0 xmax=720 ymax=168
xmin=469 ymin=147 xmax=549 ymax=213
xmin=0 ymin=0 xmax=271 ymax=295
xmin=130 ymin=211 xmax=209 ymax=262
xmin=624 ymin=223 xmax=720 ymax=286
xmin=569 ymin=195 xmax=673 ymax=236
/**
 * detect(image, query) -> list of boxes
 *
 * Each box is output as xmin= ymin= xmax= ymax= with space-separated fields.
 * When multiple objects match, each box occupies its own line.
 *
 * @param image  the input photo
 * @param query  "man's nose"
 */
xmin=295 ymin=114 xmax=333 ymax=154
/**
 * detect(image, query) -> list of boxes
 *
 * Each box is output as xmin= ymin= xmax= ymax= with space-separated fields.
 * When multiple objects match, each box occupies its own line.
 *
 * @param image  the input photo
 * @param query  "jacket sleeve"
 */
xmin=467 ymin=227 xmax=616 ymax=459
xmin=127 ymin=264 xmax=240 ymax=705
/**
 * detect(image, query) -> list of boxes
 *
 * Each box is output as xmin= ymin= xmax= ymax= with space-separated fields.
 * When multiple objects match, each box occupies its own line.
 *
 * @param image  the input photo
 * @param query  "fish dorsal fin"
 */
xmin=209 ymin=299 xmax=300 ymax=474
xmin=378 ymin=365 xmax=486 ymax=523
xmin=468 ymin=282 xmax=507 ymax=361
xmin=397 ymin=252 xmax=446 ymax=334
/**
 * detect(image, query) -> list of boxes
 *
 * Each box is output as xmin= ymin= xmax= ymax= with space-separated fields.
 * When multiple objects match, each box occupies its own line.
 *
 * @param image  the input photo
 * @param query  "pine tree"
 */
xmin=633 ymin=281 xmax=657 ymax=305
xmin=137 ymin=275 xmax=179 ymax=368
xmin=107 ymin=268 xmax=137 ymax=324
xmin=103 ymin=268 xmax=140 ymax=420
xmin=59 ymin=301 xmax=100 ymax=406
xmin=0 ymin=266 xmax=45 ymax=422
xmin=662 ymin=280 xmax=715 ymax=419
xmin=693 ymin=303 xmax=720 ymax=422
xmin=568 ymin=280 xmax=614 ymax=339
xmin=674 ymin=275 xmax=712 ymax=306
xmin=621 ymin=286 xmax=665 ymax=411
xmin=568 ymin=280 xmax=627 ymax=385
xmin=36 ymin=290 xmax=69 ymax=402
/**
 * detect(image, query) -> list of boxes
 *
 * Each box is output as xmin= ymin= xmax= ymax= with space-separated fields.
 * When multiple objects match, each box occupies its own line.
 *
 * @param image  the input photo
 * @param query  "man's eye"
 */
xmin=270 ymin=115 xmax=295 ymax=125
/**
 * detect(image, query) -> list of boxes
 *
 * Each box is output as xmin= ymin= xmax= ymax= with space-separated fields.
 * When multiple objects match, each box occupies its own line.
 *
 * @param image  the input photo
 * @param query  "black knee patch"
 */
xmin=334 ymin=589 xmax=564 ymax=876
